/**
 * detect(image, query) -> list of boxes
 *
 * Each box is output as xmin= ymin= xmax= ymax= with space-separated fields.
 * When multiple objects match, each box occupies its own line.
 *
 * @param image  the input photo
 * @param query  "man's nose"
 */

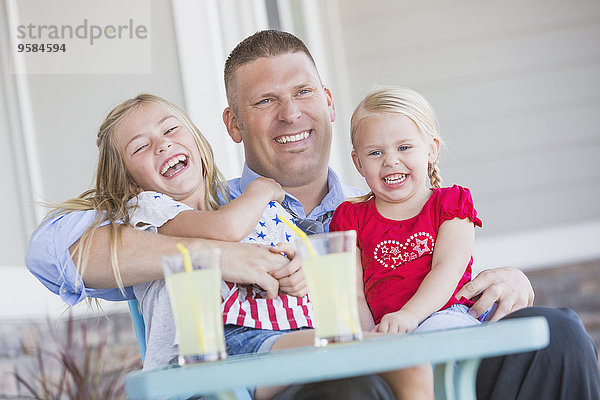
xmin=278 ymin=99 xmax=301 ymax=123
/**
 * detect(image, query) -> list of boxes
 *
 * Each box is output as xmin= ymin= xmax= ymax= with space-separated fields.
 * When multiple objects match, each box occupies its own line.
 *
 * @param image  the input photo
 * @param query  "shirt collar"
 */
xmin=238 ymin=163 xmax=349 ymax=219
xmin=239 ymin=163 xmax=261 ymax=192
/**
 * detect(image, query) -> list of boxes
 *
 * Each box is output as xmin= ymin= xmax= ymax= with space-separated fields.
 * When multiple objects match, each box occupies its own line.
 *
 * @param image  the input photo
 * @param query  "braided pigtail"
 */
xmin=428 ymin=161 xmax=442 ymax=189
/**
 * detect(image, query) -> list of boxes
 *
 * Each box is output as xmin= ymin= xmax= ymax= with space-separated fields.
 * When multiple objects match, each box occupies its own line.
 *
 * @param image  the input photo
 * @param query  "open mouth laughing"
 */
xmin=160 ymin=154 xmax=188 ymax=178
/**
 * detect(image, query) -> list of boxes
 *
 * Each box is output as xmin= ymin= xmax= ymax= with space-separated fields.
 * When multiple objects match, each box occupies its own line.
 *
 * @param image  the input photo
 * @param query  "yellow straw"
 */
xmin=176 ymin=243 xmax=193 ymax=273
xmin=279 ymin=215 xmax=317 ymax=257
xmin=279 ymin=218 xmax=358 ymax=335
xmin=175 ymin=243 xmax=206 ymax=353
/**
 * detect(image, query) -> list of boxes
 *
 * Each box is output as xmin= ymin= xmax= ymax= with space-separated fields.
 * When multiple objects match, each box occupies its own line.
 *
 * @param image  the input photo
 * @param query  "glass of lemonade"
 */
xmin=161 ymin=248 xmax=226 ymax=365
xmin=297 ymin=230 xmax=363 ymax=346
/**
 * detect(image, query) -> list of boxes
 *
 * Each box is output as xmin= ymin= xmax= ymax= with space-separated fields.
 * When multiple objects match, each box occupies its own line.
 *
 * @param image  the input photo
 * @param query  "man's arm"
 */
xmin=26 ymin=209 xmax=289 ymax=305
xmin=76 ymin=224 xmax=288 ymax=299
xmin=454 ymin=267 xmax=534 ymax=321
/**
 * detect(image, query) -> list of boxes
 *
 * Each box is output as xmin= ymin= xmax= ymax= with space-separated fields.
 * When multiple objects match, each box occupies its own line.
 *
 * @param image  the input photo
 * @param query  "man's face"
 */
xmin=223 ymin=52 xmax=336 ymax=189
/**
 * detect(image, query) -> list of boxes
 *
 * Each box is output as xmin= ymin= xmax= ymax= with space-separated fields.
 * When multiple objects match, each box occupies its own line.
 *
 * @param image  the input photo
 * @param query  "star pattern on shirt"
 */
xmin=242 ymin=202 xmax=295 ymax=246
xmin=413 ymin=238 xmax=431 ymax=257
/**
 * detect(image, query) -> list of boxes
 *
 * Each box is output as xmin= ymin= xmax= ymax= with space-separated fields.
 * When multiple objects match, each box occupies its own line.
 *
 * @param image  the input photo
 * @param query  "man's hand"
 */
xmin=218 ymin=242 xmax=288 ymax=299
xmin=374 ymin=309 xmax=420 ymax=334
xmin=455 ymin=267 xmax=534 ymax=321
xmin=268 ymin=243 xmax=308 ymax=298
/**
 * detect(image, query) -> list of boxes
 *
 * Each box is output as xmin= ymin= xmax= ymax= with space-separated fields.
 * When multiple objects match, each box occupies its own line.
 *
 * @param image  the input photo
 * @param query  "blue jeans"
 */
xmin=224 ymin=324 xmax=308 ymax=356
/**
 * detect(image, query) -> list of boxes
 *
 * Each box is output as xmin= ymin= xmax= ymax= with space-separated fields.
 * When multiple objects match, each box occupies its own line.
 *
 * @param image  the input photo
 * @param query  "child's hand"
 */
xmin=268 ymin=243 xmax=308 ymax=298
xmin=374 ymin=309 xmax=420 ymax=334
xmin=248 ymin=177 xmax=285 ymax=203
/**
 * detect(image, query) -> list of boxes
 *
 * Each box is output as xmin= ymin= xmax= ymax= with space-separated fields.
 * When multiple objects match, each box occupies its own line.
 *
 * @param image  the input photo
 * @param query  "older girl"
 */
xmin=50 ymin=94 xmax=311 ymax=375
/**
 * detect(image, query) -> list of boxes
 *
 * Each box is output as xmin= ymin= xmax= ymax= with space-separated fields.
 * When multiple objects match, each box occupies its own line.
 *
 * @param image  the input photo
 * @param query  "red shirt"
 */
xmin=330 ymin=185 xmax=482 ymax=324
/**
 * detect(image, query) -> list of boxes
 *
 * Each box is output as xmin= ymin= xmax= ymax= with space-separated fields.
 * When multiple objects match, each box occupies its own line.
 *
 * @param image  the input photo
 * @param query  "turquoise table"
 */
xmin=125 ymin=316 xmax=549 ymax=400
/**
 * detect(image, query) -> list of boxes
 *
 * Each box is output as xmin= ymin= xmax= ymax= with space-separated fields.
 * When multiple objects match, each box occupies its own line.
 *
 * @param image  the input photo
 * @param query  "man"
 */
xmin=26 ymin=30 xmax=599 ymax=399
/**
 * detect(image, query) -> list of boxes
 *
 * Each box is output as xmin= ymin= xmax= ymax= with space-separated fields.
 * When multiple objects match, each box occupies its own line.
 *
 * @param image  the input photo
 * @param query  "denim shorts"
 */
xmin=414 ymin=303 xmax=482 ymax=333
xmin=224 ymin=324 xmax=310 ymax=356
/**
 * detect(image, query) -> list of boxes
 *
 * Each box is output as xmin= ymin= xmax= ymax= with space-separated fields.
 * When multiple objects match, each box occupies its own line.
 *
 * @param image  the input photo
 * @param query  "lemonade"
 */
xmin=164 ymin=266 xmax=226 ymax=364
xmin=302 ymin=251 xmax=363 ymax=346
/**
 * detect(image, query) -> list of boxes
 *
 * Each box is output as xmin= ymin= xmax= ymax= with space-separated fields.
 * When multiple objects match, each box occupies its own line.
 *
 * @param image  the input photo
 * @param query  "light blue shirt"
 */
xmin=25 ymin=164 xmax=364 ymax=305
xmin=228 ymin=164 xmax=364 ymax=230
xmin=25 ymin=210 xmax=135 ymax=305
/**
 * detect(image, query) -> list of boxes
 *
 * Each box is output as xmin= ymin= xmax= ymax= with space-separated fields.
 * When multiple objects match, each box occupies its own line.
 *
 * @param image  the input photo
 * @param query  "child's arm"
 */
xmin=376 ymin=217 xmax=475 ymax=334
xmin=356 ymin=248 xmax=376 ymax=331
xmin=158 ymin=177 xmax=284 ymax=241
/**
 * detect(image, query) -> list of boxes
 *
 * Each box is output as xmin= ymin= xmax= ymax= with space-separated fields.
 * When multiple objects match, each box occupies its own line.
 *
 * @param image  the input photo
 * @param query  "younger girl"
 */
xmin=330 ymin=86 xmax=482 ymax=400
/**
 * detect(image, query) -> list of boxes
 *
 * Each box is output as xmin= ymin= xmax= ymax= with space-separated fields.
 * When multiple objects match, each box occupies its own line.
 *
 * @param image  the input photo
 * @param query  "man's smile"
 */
xmin=274 ymin=130 xmax=311 ymax=144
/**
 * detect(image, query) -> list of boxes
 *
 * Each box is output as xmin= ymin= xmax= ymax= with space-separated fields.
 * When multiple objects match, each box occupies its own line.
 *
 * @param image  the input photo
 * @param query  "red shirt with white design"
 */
xmin=330 ymin=185 xmax=482 ymax=324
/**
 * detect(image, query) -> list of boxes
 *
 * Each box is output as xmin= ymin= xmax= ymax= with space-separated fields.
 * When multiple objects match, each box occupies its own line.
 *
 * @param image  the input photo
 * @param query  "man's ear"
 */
xmin=428 ymin=138 xmax=440 ymax=164
xmin=222 ymin=107 xmax=243 ymax=143
xmin=351 ymin=150 xmax=365 ymax=177
xmin=323 ymin=85 xmax=336 ymax=123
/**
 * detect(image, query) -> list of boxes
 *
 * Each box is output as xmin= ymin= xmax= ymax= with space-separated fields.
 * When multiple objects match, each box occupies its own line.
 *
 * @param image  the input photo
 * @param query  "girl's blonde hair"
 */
xmin=45 ymin=94 xmax=229 ymax=293
xmin=349 ymin=86 xmax=443 ymax=203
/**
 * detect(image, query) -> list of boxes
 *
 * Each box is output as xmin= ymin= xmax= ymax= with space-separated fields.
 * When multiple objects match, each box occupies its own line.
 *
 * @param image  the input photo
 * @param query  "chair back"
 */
xmin=128 ymin=299 xmax=146 ymax=363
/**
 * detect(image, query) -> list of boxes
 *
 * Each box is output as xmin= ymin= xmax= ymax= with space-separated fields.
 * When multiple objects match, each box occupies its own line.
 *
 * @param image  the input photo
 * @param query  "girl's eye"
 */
xmin=368 ymin=150 xmax=382 ymax=156
xmin=164 ymin=126 xmax=177 ymax=135
xmin=399 ymin=145 xmax=409 ymax=151
xmin=133 ymin=144 xmax=147 ymax=155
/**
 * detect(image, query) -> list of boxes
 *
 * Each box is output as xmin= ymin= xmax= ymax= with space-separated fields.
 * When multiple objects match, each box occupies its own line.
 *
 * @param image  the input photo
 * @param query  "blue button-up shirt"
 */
xmin=25 ymin=165 xmax=364 ymax=305
xmin=228 ymin=164 xmax=364 ymax=230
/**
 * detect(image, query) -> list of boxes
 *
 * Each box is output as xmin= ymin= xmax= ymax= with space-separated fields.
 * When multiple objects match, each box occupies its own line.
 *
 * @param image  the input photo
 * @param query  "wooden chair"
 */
xmin=126 ymin=299 xmax=549 ymax=400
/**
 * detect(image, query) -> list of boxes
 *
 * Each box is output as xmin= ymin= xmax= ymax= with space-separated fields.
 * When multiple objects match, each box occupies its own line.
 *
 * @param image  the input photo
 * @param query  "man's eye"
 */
xmin=256 ymin=98 xmax=271 ymax=106
xmin=297 ymin=89 xmax=311 ymax=96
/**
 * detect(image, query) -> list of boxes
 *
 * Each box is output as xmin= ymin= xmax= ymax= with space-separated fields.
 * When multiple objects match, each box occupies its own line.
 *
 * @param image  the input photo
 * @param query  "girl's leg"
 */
xmin=380 ymin=365 xmax=434 ymax=400
xmin=379 ymin=305 xmax=480 ymax=400
xmin=258 ymin=330 xmax=395 ymax=400
xmin=255 ymin=329 xmax=315 ymax=400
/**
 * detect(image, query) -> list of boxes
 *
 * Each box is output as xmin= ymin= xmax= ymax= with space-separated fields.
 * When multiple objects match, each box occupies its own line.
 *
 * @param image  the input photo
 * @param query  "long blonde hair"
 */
xmin=44 ymin=94 xmax=229 ymax=293
xmin=349 ymin=86 xmax=443 ymax=203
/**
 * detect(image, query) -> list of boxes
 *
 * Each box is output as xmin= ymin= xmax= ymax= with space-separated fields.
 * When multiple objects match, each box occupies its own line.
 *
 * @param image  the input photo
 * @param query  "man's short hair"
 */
xmin=224 ymin=30 xmax=317 ymax=110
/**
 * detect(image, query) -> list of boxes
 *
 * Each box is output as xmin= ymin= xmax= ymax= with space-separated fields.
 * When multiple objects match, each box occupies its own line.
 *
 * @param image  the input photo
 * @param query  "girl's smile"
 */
xmin=159 ymin=153 xmax=189 ymax=178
